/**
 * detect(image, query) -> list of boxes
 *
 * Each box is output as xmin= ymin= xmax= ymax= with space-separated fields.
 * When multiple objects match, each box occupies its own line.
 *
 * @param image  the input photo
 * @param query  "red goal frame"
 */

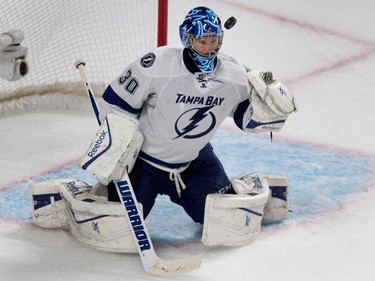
xmin=157 ymin=0 xmax=168 ymax=46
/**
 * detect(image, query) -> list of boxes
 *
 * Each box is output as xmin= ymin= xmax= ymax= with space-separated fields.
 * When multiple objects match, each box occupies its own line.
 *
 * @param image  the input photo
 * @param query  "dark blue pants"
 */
xmin=108 ymin=143 xmax=231 ymax=224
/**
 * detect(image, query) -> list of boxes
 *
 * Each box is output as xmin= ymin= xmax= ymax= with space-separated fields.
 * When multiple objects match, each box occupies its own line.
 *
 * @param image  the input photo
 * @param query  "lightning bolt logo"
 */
xmin=174 ymin=106 xmax=216 ymax=139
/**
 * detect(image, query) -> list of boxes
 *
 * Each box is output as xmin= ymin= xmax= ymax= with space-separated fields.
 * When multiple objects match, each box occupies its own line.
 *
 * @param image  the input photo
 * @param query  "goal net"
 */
xmin=0 ymin=0 xmax=168 ymax=102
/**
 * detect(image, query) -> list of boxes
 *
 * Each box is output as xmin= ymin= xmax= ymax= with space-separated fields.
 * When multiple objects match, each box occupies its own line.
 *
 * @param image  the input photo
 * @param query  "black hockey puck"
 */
xmin=224 ymin=16 xmax=237 ymax=30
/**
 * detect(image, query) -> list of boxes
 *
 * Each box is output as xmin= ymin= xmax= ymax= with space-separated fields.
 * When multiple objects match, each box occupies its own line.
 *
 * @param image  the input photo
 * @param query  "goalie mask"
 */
xmin=179 ymin=6 xmax=223 ymax=73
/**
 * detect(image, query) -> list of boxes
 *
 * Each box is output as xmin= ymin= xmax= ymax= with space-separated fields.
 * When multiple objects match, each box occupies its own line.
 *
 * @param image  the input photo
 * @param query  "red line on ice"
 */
xmin=218 ymin=0 xmax=375 ymax=83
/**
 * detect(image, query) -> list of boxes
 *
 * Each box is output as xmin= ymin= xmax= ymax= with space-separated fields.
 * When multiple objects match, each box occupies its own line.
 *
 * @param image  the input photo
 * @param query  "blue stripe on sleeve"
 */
xmin=102 ymin=85 xmax=142 ymax=115
xmin=233 ymin=99 xmax=250 ymax=130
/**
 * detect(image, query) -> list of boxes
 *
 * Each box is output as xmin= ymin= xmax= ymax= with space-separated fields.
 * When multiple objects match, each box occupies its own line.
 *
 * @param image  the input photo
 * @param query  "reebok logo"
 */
xmin=64 ymin=181 xmax=82 ymax=197
xmin=87 ymin=130 xmax=108 ymax=158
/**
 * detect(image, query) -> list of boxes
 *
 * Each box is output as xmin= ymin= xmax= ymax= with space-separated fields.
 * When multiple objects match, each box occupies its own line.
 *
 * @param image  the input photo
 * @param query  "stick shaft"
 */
xmin=75 ymin=62 xmax=101 ymax=126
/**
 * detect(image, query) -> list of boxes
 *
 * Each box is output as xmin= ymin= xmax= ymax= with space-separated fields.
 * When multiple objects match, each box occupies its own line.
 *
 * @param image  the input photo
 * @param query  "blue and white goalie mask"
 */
xmin=179 ymin=6 xmax=223 ymax=73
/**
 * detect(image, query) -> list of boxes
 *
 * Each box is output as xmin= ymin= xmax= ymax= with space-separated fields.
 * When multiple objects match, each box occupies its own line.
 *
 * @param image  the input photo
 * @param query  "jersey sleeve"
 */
xmin=100 ymin=52 xmax=156 ymax=119
xmin=225 ymin=63 xmax=253 ymax=130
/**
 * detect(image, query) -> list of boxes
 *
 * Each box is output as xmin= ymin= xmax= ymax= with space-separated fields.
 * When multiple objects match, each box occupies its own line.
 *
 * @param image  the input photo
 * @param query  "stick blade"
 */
xmin=146 ymin=255 xmax=202 ymax=275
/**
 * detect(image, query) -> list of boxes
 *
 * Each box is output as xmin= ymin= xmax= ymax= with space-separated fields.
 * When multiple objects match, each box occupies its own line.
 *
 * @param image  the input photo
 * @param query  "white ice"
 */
xmin=1 ymin=0 xmax=375 ymax=280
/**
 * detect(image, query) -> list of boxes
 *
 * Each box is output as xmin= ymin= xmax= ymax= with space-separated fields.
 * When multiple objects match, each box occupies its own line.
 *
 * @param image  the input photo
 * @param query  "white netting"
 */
xmin=0 ymin=0 xmax=159 ymax=101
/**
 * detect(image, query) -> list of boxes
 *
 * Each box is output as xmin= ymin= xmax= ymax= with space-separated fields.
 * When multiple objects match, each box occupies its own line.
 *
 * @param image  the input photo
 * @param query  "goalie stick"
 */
xmin=74 ymin=61 xmax=102 ymax=126
xmin=74 ymin=60 xmax=202 ymax=275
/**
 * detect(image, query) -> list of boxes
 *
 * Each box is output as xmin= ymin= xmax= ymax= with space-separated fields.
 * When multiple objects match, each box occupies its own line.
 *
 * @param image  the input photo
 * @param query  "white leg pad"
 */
xmin=30 ymin=181 xmax=68 ymax=228
xmin=260 ymin=174 xmax=289 ymax=224
xmin=201 ymin=180 xmax=269 ymax=247
xmin=30 ymin=178 xmax=140 ymax=253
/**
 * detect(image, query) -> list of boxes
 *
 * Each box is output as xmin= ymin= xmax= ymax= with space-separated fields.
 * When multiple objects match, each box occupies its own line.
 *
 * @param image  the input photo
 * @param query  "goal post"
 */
xmin=158 ymin=0 xmax=168 ymax=47
xmin=0 ymin=0 xmax=168 ymax=102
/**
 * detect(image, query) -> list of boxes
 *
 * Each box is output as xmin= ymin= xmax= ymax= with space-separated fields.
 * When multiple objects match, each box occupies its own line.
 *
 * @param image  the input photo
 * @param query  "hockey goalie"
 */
xmin=30 ymin=6 xmax=297 ymax=253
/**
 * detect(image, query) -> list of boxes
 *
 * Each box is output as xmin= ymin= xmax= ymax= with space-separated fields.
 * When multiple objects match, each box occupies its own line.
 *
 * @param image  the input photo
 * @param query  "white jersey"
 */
xmin=100 ymin=46 xmax=249 ymax=169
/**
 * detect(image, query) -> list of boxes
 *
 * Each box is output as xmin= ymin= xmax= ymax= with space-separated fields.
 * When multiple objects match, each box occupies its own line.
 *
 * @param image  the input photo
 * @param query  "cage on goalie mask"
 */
xmin=179 ymin=6 xmax=223 ymax=73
